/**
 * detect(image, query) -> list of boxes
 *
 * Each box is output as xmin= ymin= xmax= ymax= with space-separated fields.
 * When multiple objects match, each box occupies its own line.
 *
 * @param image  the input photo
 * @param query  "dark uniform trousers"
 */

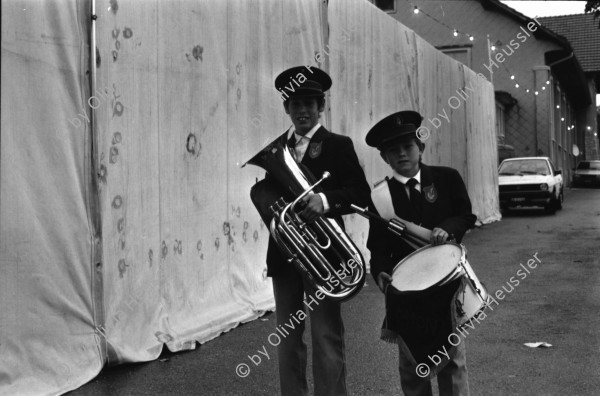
xmin=367 ymin=164 xmax=477 ymax=396
xmin=265 ymin=127 xmax=370 ymax=396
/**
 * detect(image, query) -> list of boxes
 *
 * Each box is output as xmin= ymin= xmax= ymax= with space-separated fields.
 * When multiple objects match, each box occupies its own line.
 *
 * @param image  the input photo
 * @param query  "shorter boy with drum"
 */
xmin=364 ymin=111 xmax=478 ymax=396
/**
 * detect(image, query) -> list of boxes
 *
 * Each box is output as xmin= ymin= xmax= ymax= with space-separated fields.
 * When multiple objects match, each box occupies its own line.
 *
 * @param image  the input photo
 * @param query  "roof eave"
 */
xmin=545 ymin=50 xmax=592 ymax=108
xmin=480 ymin=0 xmax=573 ymax=51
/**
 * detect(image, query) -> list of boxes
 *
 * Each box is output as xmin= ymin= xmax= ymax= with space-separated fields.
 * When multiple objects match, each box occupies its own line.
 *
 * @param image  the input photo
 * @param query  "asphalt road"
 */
xmin=70 ymin=187 xmax=600 ymax=396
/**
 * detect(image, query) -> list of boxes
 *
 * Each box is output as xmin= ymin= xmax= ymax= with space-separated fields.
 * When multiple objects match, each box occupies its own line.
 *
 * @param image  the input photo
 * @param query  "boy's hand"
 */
xmin=377 ymin=272 xmax=392 ymax=293
xmin=300 ymin=194 xmax=324 ymax=223
xmin=430 ymin=227 xmax=449 ymax=245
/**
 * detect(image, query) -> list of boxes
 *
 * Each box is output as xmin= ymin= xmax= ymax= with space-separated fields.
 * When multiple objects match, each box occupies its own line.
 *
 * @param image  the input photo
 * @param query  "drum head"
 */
xmin=391 ymin=244 xmax=463 ymax=291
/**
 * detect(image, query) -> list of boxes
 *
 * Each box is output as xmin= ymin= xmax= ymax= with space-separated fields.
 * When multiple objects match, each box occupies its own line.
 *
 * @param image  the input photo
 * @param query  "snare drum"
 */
xmin=390 ymin=242 xmax=489 ymax=328
xmin=382 ymin=243 xmax=490 ymax=377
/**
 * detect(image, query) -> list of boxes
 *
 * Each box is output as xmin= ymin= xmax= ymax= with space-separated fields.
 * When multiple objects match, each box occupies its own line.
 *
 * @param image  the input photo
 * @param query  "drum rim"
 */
xmin=391 ymin=242 xmax=465 ymax=285
xmin=390 ymin=241 xmax=467 ymax=292
xmin=436 ymin=265 xmax=464 ymax=286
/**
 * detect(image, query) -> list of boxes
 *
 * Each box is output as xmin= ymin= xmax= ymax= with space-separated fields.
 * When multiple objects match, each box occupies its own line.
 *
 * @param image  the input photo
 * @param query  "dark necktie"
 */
xmin=287 ymin=135 xmax=298 ymax=161
xmin=406 ymin=178 xmax=422 ymax=222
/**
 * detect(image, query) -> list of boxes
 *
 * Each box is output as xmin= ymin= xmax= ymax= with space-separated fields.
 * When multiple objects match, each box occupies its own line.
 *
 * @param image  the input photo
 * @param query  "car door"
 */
xmin=548 ymin=159 xmax=562 ymax=197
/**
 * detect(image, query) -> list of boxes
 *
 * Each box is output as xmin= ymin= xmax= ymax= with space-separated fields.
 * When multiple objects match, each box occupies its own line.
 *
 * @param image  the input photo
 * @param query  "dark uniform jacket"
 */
xmin=263 ymin=126 xmax=371 ymax=276
xmin=367 ymin=163 xmax=477 ymax=282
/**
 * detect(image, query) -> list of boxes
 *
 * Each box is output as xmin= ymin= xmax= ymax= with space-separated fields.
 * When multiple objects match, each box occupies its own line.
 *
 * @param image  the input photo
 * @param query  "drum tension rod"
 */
xmin=455 ymin=287 xmax=467 ymax=317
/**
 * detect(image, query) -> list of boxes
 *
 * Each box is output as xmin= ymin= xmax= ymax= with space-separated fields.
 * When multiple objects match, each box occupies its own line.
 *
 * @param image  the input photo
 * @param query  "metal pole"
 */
xmin=533 ymin=68 xmax=538 ymax=155
xmin=90 ymin=0 xmax=97 ymax=136
xmin=486 ymin=34 xmax=493 ymax=84
xmin=89 ymin=0 xmax=108 ymax=364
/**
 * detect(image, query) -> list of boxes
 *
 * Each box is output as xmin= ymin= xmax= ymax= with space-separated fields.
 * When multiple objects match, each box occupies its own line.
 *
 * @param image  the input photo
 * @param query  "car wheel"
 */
xmin=545 ymin=199 xmax=557 ymax=214
xmin=557 ymin=189 xmax=563 ymax=210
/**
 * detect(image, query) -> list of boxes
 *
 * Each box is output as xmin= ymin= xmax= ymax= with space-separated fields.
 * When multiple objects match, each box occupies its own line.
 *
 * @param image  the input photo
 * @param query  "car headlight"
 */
xmin=540 ymin=183 xmax=548 ymax=191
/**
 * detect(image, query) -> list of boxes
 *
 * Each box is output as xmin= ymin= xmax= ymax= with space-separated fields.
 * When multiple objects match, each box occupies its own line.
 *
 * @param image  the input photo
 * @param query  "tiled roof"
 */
xmin=539 ymin=14 xmax=600 ymax=73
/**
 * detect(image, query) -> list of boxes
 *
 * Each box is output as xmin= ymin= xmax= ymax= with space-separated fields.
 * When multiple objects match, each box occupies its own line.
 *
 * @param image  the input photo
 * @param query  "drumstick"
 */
xmin=391 ymin=218 xmax=433 ymax=247
xmin=351 ymin=205 xmax=431 ymax=248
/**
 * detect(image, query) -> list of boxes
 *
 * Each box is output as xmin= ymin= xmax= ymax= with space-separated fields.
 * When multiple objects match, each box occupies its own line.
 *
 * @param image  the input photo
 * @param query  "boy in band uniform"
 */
xmin=262 ymin=66 xmax=370 ymax=396
xmin=365 ymin=111 xmax=477 ymax=396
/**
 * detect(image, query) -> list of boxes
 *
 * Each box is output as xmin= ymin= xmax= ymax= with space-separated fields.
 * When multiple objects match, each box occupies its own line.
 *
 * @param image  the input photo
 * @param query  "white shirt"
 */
xmin=392 ymin=169 xmax=422 ymax=197
xmin=287 ymin=123 xmax=321 ymax=162
xmin=287 ymin=123 xmax=330 ymax=213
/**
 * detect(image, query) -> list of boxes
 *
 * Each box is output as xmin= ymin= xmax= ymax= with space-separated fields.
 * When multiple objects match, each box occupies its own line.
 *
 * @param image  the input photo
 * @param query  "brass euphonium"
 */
xmin=243 ymin=137 xmax=366 ymax=302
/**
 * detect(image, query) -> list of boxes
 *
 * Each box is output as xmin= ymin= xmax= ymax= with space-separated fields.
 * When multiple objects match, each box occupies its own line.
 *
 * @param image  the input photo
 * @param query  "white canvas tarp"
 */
xmin=92 ymin=0 xmax=326 ymax=363
xmin=1 ymin=1 xmax=103 ymax=394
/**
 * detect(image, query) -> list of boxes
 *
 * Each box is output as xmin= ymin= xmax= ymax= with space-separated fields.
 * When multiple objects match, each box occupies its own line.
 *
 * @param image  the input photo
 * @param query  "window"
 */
xmin=548 ymin=159 xmax=557 ymax=174
xmin=495 ymin=102 xmax=505 ymax=141
xmin=577 ymin=161 xmax=600 ymax=170
xmin=499 ymin=159 xmax=550 ymax=176
xmin=439 ymin=48 xmax=472 ymax=68
xmin=374 ymin=0 xmax=395 ymax=12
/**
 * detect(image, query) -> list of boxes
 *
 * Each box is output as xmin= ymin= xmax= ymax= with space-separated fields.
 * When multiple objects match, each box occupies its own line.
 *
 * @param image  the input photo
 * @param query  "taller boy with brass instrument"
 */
xmin=254 ymin=66 xmax=370 ymax=395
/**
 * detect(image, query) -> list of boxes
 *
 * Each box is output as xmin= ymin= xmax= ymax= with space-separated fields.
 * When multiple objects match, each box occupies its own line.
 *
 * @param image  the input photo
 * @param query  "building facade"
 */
xmin=540 ymin=13 xmax=600 ymax=161
xmin=371 ymin=0 xmax=592 ymax=182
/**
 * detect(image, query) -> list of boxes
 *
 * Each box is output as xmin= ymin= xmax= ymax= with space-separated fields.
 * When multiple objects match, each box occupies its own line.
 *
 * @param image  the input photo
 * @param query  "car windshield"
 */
xmin=577 ymin=161 xmax=600 ymax=170
xmin=499 ymin=159 xmax=550 ymax=175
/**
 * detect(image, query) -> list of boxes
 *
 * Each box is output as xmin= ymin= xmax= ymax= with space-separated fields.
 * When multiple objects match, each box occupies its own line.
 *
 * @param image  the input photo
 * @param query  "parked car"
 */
xmin=572 ymin=160 xmax=600 ymax=187
xmin=498 ymin=157 xmax=563 ymax=214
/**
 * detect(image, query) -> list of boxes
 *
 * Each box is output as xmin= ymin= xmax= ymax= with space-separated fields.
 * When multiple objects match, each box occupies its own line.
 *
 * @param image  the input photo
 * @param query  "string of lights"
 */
xmin=403 ymin=1 xmax=586 ymax=133
xmin=406 ymin=1 xmax=553 ymax=97
xmin=407 ymin=2 xmax=475 ymax=42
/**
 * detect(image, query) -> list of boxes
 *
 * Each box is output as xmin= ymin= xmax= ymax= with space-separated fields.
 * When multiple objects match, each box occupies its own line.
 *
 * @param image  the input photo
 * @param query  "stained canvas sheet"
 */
xmin=0 ymin=1 xmax=103 ymax=395
xmin=93 ymin=0 xmax=326 ymax=363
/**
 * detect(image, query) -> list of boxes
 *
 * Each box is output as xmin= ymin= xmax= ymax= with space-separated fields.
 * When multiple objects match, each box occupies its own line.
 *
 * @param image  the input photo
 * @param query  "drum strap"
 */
xmin=371 ymin=178 xmax=396 ymax=221
xmin=371 ymin=179 xmax=432 ymax=249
